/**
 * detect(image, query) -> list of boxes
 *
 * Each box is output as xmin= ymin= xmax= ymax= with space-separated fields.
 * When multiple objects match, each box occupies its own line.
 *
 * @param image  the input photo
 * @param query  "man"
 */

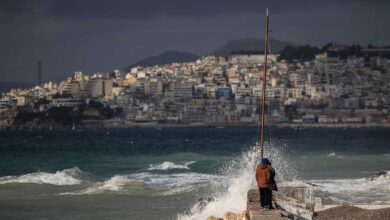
xmin=268 ymin=161 xmax=278 ymax=209
xmin=255 ymin=158 xmax=271 ymax=210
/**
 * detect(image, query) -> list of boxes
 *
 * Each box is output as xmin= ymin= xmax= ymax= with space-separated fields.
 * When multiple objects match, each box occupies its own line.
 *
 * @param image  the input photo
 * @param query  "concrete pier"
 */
xmin=247 ymin=189 xmax=288 ymax=220
xmin=247 ymin=184 xmax=317 ymax=220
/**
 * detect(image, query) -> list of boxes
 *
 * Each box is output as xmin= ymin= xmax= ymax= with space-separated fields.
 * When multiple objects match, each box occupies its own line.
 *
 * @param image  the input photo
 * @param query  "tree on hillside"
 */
xmin=279 ymin=45 xmax=321 ymax=62
xmin=327 ymin=44 xmax=362 ymax=59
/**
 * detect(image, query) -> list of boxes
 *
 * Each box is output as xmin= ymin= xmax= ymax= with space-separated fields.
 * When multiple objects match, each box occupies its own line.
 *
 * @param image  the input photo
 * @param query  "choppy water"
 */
xmin=0 ymin=127 xmax=389 ymax=220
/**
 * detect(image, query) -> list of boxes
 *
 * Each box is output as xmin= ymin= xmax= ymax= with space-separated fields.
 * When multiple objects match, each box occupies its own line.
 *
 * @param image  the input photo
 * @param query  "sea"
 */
xmin=0 ymin=127 xmax=389 ymax=220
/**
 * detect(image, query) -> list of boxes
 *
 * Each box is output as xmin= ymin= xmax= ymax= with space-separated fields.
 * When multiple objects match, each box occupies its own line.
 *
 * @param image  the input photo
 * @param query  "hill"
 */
xmin=210 ymin=38 xmax=298 ymax=57
xmin=124 ymin=50 xmax=200 ymax=71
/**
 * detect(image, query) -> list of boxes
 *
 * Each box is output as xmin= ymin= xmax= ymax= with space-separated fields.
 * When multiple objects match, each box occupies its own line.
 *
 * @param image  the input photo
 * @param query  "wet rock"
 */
xmin=237 ymin=211 xmax=249 ymax=220
xmin=207 ymin=216 xmax=222 ymax=220
xmin=183 ymin=210 xmax=192 ymax=216
xmin=197 ymin=197 xmax=214 ymax=211
xmin=316 ymin=205 xmax=390 ymax=220
xmin=208 ymin=211 xmax=248 ymax=220
xmin=223 ymin=212 xmax=239 ymax=220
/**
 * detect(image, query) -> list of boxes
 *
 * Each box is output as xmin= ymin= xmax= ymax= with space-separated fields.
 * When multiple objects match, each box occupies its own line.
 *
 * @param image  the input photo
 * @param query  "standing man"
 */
xmin=268 ymin=161 xmax=278 ymax=209
xmin=255 ymin=158 xmax=271 ymax=210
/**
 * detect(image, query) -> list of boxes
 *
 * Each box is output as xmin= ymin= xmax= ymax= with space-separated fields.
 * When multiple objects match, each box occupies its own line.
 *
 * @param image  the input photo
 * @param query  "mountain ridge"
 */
xmin=122 ymin=38 xmax=298 ymax=70
xmin=123 ymin=50 xmax=200 ymax=71
xmin=209 ymin=37 xmax=298 ymax=57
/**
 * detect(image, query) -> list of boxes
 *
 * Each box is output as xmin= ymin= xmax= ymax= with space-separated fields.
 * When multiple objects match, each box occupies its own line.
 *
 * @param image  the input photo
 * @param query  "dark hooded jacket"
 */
xmin=269 ymin=165 xmax=278 ymax=191
xmin=255 ymin=164 xmax=271 ymax=188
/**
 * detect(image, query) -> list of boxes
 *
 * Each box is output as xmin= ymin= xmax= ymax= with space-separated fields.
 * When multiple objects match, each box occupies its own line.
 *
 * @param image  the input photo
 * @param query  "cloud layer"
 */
xmin=0 ymin=0 xmax=389 ymax=82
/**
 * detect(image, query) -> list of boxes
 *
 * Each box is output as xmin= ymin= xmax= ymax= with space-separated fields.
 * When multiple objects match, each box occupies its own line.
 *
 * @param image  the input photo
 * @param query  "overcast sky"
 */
xmin=0 ymin=0 xmax=389 ymax=83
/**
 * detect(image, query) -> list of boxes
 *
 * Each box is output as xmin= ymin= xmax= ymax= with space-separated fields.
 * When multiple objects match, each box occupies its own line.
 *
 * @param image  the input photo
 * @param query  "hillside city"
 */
xmin=1 ymin=43 xmax=390 ymax=128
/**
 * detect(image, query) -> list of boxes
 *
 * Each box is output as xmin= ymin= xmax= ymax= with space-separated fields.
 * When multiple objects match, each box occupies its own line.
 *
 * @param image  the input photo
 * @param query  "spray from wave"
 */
xmin=0 ymin=167 xmax=86 ymax=186
xmin=179 ymin=142 xmax=297 ymax=220
xmin=148 ymin=161 xmax=197 ymax=171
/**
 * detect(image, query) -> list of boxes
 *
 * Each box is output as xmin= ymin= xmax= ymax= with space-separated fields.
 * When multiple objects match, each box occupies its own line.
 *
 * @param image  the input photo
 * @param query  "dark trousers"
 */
xmin=259 ymin=188 xmax=271 ymax=208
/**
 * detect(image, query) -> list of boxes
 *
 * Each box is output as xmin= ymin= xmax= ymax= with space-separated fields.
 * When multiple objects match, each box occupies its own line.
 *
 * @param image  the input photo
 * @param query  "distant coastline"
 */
xmin=3 ymin=121 xmax=390 ymax=130
xmin=2 ymin=44 xmax=390 ymax=133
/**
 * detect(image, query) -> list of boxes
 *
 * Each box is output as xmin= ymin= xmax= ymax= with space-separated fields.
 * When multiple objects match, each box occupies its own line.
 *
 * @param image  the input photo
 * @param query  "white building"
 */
xmin=82 ymin=79 xmax=113 ymax=98
xmin=17 ymin=95 xmax=32 ymax=107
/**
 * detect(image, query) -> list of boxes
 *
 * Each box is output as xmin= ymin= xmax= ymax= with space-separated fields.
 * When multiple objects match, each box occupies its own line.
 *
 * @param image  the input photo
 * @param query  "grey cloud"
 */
xmin=3 ymin=0 xmax=378 ymax=20
xmin=0 ymin=0 xmax=389 ymax=83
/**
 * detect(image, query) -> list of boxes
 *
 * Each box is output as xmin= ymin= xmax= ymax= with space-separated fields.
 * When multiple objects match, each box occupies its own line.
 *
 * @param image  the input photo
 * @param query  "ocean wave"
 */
xmin=179 ymin=143 xmax=297 ymax=220
xmin=62 ymin=172 xmax=218 ymax=196
xmin=326 ymin=152 xmax=344 ymax=158
xmin=130 ymin=172 xmax=216 ymax=189
xmin=61 ymin=175 xmax=145 ymax=195
xmin=312 ymin=170 xmax=390 ymax=194
xmin=0 ymin=167 xmax=85 ymax=186
xmin=147 ymin=161 xmax=197 ymax=171
xmin=310 ymin=170 xmax=390 ymax=204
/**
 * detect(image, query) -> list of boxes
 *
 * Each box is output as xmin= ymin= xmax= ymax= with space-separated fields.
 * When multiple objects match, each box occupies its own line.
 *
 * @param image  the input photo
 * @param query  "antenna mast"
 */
xmin=260 ymin=8 xmax=269 ymax=160
xmin=37 ymin=61 xmax=42 ymax=85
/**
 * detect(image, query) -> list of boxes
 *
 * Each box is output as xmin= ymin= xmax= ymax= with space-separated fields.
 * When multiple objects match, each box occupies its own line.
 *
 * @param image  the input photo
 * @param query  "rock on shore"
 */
xmin=316 ymin=205 xmax=390 ymax=220
xmin=207 ymin=211 xmax=248 ymax=220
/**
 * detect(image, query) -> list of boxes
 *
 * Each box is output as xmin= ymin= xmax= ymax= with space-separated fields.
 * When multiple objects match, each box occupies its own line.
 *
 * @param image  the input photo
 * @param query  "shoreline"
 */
xmin=3 ymin=122 xmax=390 ymax=129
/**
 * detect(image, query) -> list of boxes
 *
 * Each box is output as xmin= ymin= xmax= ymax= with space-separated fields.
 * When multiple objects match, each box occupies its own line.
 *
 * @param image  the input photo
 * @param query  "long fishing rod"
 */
xmin=260 ymin=8 xmax=270 ymax=160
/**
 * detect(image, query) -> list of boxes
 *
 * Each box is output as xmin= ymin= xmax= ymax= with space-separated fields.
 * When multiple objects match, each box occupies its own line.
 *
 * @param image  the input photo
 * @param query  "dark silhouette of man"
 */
xmin=255 ymin=158 xmax=271 ymax=210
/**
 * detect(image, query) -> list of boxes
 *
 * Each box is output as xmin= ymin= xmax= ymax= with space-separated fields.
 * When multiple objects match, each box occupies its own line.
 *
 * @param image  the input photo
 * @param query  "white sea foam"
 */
xmin=62 ymin=172 xmax=217 ymax=195
xmin=0 ymin=167 xmax=84 ymax=186
xmin=61 ymin=175 xmax=145 ymax=195
xmin=179 ymin=142 xmax=297 ymax=220
xmin=147 ymin=161 xmax=197 ymax=171
xmin=326 ymin=152 xmax=344 ymax=158
xmin=130 ymin=172 xmax=216 ymax=190
xmin=310 ymin=170 xmax=390 ymax=204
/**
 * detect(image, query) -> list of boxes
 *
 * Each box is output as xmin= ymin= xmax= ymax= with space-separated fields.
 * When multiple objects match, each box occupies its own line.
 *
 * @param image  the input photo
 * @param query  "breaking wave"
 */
xmin=326 ymin=152 xmax=344 ymax=159
xmin=310 ymin=170 xmax=390 ymax=204
xmin=179 ymin=142 xmax=297 ymax=220
xmin=62 ymin=172 xmax=218 ymax=196
xmin=129 ymin=172 xmax=217 ymax=189
xmin=147 ymin=161 xmax=197 ymax=171
xmin=61 ymin=175 xmax=145 ymax=195
xmin=0 ymin=167 xmax=86 ymax=186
